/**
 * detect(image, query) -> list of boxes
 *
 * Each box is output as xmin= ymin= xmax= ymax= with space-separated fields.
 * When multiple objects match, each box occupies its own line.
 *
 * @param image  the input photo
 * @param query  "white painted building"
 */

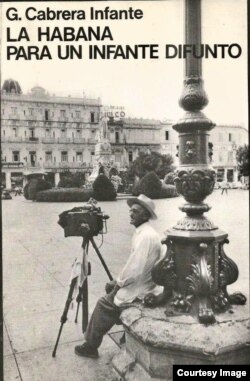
xmin=1 ymin=80 xmax=248 ymax=188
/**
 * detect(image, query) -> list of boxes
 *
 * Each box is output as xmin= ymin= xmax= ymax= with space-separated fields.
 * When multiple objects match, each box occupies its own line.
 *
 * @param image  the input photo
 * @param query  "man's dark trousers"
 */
xmin=84 ymin=290 xmax=121 ymax=348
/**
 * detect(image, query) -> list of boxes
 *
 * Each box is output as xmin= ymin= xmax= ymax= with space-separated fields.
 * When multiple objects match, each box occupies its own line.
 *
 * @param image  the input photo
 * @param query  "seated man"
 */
xmin=75 ymin=194 xmax=163 ymax=358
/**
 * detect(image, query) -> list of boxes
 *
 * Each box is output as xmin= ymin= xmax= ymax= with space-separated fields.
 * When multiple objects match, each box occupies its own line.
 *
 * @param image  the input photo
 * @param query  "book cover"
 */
xmin=1 ymin=1 xmax=248 ymax=380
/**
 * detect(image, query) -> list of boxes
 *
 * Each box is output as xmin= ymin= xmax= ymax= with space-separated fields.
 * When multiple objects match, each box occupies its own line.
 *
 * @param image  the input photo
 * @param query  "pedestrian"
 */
xmin=221 ymin=181 xmax=229 ymax=195
xmin=14 ymin=186 xmax=19 ymax=196
xmin=74 ymin=194 xmax=163 ymax=358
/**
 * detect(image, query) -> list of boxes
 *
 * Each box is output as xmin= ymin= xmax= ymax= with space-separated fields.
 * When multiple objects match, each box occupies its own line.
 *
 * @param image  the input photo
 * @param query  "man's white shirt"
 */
xmin=114 ymin=221 xmax=164 ymax=307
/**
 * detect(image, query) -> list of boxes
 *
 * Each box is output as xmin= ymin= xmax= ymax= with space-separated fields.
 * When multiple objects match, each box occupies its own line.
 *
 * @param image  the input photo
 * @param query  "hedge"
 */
xmin=93 ymin=174 xmax=117 ymax=201
xmin=161 ymin=184 xmax=178 ymax=198
xmin=132 ymin=171 xmax=162 ymax=199
xmin=24 ymin=178 xmax=52 ymax=200
xmin=163 ymin=172 xmax=176 ymax=185
xmin=36 ymin=188 xmax=93 ymax=202
xmin=132 ymin=172 xmax=178 ymax=199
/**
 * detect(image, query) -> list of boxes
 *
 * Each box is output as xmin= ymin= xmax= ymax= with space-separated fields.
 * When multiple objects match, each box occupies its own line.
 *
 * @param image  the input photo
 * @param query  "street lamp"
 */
xmin=149 ymin=0 xmax=246 ymax=324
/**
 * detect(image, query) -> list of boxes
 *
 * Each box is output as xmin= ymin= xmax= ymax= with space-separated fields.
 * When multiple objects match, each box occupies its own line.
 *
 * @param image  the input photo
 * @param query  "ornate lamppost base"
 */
xmin=112 ymin=303 xmax=249 ymax=380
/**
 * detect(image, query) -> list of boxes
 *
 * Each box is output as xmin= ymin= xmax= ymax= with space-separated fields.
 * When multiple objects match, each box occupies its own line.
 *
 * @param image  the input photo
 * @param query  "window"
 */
xmin=23 ymin=110 xmax=25 ymax=115
xmin=115 ymin=131 xmax=120 ymax=143
xmin=76 ymin=111 xmax=81 ymax=118
xmin=128 ymin=152 xmax=133 ymax=163
xmin=29 ymin=151 xmax=36 ymax=166
xmin=228 ymin=151 xmax=233 ymax=163
xmin=61 ymin=129 xmax=66 ymax=138
xmin=61 ymin=151 xmax=68 ymax=162
xmin=165 ymin=131 xmax=169 ymax=140
xmin=12 ymin=128 xmax=17 ymax=137
xmin=229 ymin=133 xmax=232 ymax=142
xmin=45 ymin=151 xmax=52 ymax=162
xmin=90 ymin=112 xmax=95 ymax=123
xmin=216 ymin=168 xmax=224 ymax=182
xmin=28 ymin=108 xmax=33 ymax=116
xmin=76 ymin=152 xmax=83 ymax=162
xmin=2 ymin=109 xmax=4 ymax=115
xmin=45 ymin=129 xmax=50 ymax=137
xmin=45 ymin=110 xmax=49 ymax=121
xmin=29 ymin=128 xmax=35 ymax=138
xmin=115 ymin=152 xmax=121 ymax=162
xmin=76 ymin=129 xmax=81 ymax=138
xmin=60 ymin=110 xmax=66 ymax=118
xmin=12 ymin=151 xmax=20 ymax=162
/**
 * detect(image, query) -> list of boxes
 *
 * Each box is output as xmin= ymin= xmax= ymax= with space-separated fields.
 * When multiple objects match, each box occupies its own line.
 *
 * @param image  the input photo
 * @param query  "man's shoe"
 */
xmin=74 ymin=342 xmax=99 ymax=358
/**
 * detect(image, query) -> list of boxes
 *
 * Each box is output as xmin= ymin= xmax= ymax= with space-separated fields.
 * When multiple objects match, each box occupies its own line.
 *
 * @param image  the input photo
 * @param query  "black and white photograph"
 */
xmin=1 ymin=1 xmax=249 ymax=380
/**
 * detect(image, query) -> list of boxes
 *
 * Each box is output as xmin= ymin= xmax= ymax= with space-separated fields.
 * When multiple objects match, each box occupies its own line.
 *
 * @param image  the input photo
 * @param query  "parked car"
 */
xmin=2 ymin=190 xmax=12 ymax=200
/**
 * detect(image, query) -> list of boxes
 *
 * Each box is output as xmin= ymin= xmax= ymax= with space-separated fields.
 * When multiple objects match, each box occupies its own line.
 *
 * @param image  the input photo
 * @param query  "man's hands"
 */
xmin=105 ymin=280 xmax=117 ymax=294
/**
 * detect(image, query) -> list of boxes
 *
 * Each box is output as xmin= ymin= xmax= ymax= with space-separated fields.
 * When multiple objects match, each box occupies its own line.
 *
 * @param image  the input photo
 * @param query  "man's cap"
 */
xmin=127 ymin=194 xmax=157 ymax=220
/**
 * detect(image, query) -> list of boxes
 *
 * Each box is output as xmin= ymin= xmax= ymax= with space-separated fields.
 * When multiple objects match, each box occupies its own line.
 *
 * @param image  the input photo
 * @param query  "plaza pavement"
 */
xmin=2 ymin=189 xmax=249 ymax=381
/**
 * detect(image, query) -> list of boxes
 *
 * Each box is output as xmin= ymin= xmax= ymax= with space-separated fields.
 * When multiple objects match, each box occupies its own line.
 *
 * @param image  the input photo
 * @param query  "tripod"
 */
xmin=52 ymin=233 xmax=113 ymax=358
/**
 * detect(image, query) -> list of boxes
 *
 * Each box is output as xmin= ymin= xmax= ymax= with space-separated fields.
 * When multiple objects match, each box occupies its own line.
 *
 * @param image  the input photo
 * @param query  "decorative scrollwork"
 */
xmin=219 ymin=239 xmax=238 ymax=288
xmin=208 ymin=142 xmax=213 ymax=162
xmin=185 ymin=140 xmax=196 ymax=159
xmin=186 ymin=243 xmax=215 ymax=324
xmin=218 ymin=239 xmax=246 ymax=306
xmin=174 ymin=216 xmax=217 ymax=231
xmin=179 ymin=76 xmax=209 ymax=111
xmin=174 ymin=168 xmax=216 ymax=203
xmin=169 ymin=293 xmax=194 ymax=313
xmin=176 ymin=145 xmax=179 ymax=158
xmin=144 ymin=239 xmax=176 ymax=307
xmin=151 ymin=239 xmax=176 ymax=290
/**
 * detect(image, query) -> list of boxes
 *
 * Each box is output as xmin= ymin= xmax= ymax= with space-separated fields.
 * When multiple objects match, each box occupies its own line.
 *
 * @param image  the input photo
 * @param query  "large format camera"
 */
xmin=58 ymin=198 xmax=109 ymax=237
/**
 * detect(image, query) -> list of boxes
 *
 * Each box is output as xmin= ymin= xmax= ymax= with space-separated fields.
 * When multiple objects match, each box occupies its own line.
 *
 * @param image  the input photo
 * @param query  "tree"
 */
xmin=133 ymin=171 xmax=162 ymax=199
xmin=24 ymin=178 xmax=52 ymax=200
xmin=57 ymin=172 xmax=85 ymax=188
xmin=128 ymin=151 xmax=174 ymax=180
xmin=236 ymin=145 xmax=249 ymax=177
xmin=163 ymin=172 xmax=176 ymax=185
xmin=93 ymin=174 xmax=116 ymax=201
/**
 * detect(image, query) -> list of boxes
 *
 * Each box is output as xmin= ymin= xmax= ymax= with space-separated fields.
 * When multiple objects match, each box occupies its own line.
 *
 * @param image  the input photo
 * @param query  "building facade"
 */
xmin=1 ymin=80 xmax=101 ymax=188
xmin=1 ymin=80 xmax=248 ymax=188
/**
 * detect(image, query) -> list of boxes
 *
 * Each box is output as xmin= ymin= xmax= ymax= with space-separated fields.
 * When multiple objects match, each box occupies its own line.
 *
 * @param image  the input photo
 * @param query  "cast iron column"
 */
xmin=146 ymin=0 xmax=246 ymax=324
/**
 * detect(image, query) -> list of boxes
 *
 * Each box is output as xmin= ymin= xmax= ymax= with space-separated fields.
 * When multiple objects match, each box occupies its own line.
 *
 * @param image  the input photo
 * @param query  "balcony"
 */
xmin=73 ymin=138 xmax=86 ymax=144
xmin=29 ymin=137 xmax=39 ymax=142
xmin=42 ymin=137 xmax=56 ymax=144
xmin=1 ymin=136 xmax=23 ymax=143
xmin=2 ymin=137 xmax=42 ymax=144
xmin=2 ymin=161 xmax=24 ymax=169
xmin=58 ymin=117 xmax=69 ymax=122
xmin=43 ymin=162 xmax=87 ymax=170
xmin=58 ymin=137 xmax=71 ymax=144
xmin=8 ymin=114 xmax=21 ymax=119
xmin=26 ymin=161 xmax=41 ymax=169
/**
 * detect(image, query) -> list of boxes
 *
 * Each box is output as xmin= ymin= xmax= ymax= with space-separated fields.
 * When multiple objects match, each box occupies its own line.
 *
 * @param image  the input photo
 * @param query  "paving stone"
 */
xmin=1 ymin=192 xmax=249 ymax=380
xmin=3 ymin=354 xmax=21 ymax=381
xmin=3 ymin=324 xmax=13 ymax=357
xmin=3 ymin=287 xmax=66 ymax=319
xmin=4 ymin=309 xmax=84 ymax=353
xmin=15 ymin=335 xmax=118 ymax=381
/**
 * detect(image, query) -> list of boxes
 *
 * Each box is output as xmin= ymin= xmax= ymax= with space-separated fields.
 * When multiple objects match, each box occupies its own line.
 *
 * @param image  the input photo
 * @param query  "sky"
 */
xmin=0 ymin=0 xmax=248 ymax=127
